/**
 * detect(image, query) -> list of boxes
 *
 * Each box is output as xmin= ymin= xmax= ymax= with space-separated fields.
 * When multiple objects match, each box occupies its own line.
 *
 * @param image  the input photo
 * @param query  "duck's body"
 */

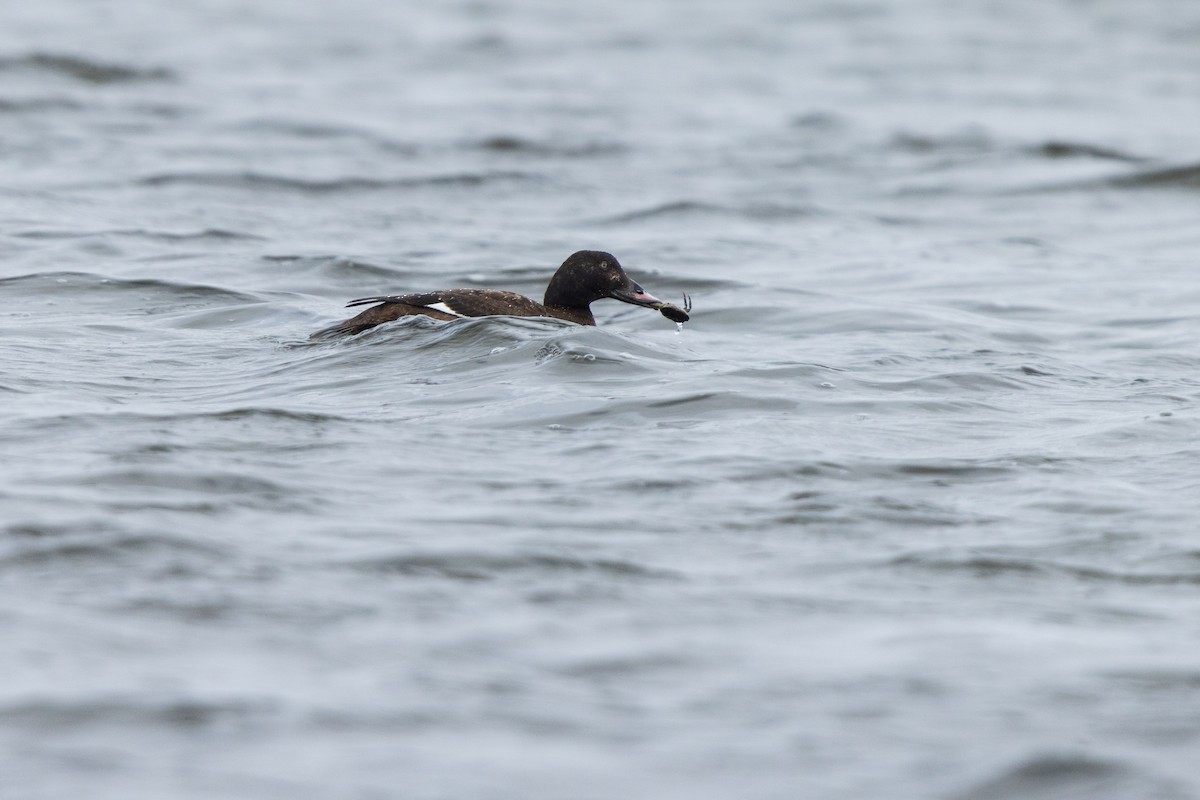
xmin=311 ymin=250 xmax=687 ymax=338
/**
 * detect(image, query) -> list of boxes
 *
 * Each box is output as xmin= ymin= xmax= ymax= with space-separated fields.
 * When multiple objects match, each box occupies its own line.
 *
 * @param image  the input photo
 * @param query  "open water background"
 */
xmin=3 ymin=1 xmax=1200 ymax=798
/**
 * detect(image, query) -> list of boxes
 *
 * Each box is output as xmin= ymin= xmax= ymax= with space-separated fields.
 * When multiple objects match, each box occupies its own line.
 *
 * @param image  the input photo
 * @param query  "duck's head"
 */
xmin=544 ymin=250 xmax=668 ymax=312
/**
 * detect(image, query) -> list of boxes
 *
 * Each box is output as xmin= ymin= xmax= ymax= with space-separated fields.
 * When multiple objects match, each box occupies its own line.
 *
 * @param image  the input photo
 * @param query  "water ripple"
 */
xmin=469 ymin=135 xmax=627 ymax=158
xmin=0 ymin=697 xmax=271 ymax=729
xmin=590 ymin=199 xmax=821 ymax=224
xmin=134 ymin=170 xmax=541 ymax=193
xmin=891 ymin=553 xmax=1200 ymax=586
xmin=0 ymin=271 xmax=260 ymax=309
xmin=952 ymin=753 xmax=1183 ymax=800
xmin=0 ymin=53 xmax=174 ymax=84
xmin=0 ymin=531 xmax=227 ymax=570
xmin=348 ymin=549 xmax=678 ymax=582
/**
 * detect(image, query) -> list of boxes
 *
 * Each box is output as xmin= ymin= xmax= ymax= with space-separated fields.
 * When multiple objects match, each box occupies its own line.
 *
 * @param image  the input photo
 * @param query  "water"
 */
xmin=4 ymin=1 xmax=1200 ymax=798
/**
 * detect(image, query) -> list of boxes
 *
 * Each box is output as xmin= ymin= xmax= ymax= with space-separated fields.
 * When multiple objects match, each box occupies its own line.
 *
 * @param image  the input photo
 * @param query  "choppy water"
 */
xmin=4 ymin=1 xmax=1200 ymax=798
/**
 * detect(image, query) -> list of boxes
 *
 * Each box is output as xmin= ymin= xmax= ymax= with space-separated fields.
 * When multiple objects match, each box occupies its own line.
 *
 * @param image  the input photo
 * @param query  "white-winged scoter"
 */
xmin=311 ymin=250 xmax=689 ymax=338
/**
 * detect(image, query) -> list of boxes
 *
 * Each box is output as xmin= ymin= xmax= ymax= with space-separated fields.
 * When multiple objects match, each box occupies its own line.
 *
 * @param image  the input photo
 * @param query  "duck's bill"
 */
xmin=610 ymin=284 xmax=666 ymax=309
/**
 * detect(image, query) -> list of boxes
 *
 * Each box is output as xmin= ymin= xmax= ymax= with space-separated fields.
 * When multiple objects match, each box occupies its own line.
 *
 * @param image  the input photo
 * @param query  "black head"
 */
xmin=543 ymin=250 xmax=664 ymax=311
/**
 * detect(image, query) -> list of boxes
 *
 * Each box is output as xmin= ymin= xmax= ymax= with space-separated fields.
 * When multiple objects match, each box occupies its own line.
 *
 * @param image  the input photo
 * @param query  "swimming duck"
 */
xmin=311 ymin=250 xmax=689 ymax=338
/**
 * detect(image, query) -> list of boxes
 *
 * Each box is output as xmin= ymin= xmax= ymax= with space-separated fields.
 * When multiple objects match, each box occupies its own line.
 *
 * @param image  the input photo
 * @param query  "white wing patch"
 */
xmin=424 ymin=301 xmax=466 ymax=317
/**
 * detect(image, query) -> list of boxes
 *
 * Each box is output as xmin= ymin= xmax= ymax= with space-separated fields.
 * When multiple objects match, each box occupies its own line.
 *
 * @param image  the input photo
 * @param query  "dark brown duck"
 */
xmin=311 ymin=250 xmax=689 ymax=338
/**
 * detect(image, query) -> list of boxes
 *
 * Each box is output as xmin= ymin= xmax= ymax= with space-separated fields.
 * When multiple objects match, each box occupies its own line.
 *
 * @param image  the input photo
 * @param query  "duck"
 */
xmin=311 ymin=250 xmax=689 ymax=338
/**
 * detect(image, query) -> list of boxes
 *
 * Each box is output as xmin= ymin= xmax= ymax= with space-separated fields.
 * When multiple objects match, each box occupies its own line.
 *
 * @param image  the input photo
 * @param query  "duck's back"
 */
xmin=367 ymin=289 xmax=549 ymax=318
xmin=311 ymin=288 xmax=575 ymax=338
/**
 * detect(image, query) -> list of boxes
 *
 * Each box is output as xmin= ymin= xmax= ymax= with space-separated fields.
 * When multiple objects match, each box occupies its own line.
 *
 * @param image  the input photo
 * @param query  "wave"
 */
xmin=1030 ymin=140 xmax=1146 ymax=162
xmin=1104 ymin=163 xmax=1200 ymax=190
xmin=1006 ymin=160 xmax=1200 ymax=194
xmin=888 ymin=130 xmax=1146 ymax=163
xmin=951 ymin=753 xmax=1176 ymax=800
xmin=890 ymin=552 xmax=1200 ymax=586
xmin=590 ymin=199 xmax=821 ymax=224
xmin=9 ymin=408 xmax=354 ymax=436
xmin=888 ymin=130 xmax=994 ymax=155
xmin=234 ymin=119 xmax=418 ymax=154
xmin=468 ymin=135 xmax=627 ymax=158
xmin=304 ymin=316 xmax=668 ymax=381
xmin=0 ymin=271 xmax=260 ymax=306
xmin=312 ymin=313 xmax=687 ymax=359
xmin=12 ymin=227 xmax=264 ymax=242
xmin=0 ymin=53 xmax=173 ymax=84
xmin=262 ymin=254 xmax=412 ymax=281
xmin=0 ymin=697 xmax=269 ymax=728
xmin=0 ymin=97 xmax=84 ymax=113
xmin=0 ymin=528 xmax=227 ymax=570
xmin=134 ymin=170 xmax=540 ymax=193
xmin=347 ymin=548 xmax=678 ymax=581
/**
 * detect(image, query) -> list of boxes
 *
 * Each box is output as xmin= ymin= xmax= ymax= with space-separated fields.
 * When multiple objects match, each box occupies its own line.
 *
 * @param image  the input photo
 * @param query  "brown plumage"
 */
xmin=311 ymin=250 xmax=688 ymax=338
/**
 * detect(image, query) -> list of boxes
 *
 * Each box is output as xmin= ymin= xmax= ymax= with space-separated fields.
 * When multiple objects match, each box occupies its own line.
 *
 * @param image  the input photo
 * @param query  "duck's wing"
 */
xmin=311 ymin=290 xmax=551 ymax=339
xmin=344 ymin=291 xmax=435 ymax=308
xmin=347 ymin=289 xmax=550 ymax=318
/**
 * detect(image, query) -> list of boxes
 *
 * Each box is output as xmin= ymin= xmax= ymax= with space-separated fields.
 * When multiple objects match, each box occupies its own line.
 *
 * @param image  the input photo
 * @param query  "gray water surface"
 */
xmin=4 ymin=1 xmax=1200 ymax=798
